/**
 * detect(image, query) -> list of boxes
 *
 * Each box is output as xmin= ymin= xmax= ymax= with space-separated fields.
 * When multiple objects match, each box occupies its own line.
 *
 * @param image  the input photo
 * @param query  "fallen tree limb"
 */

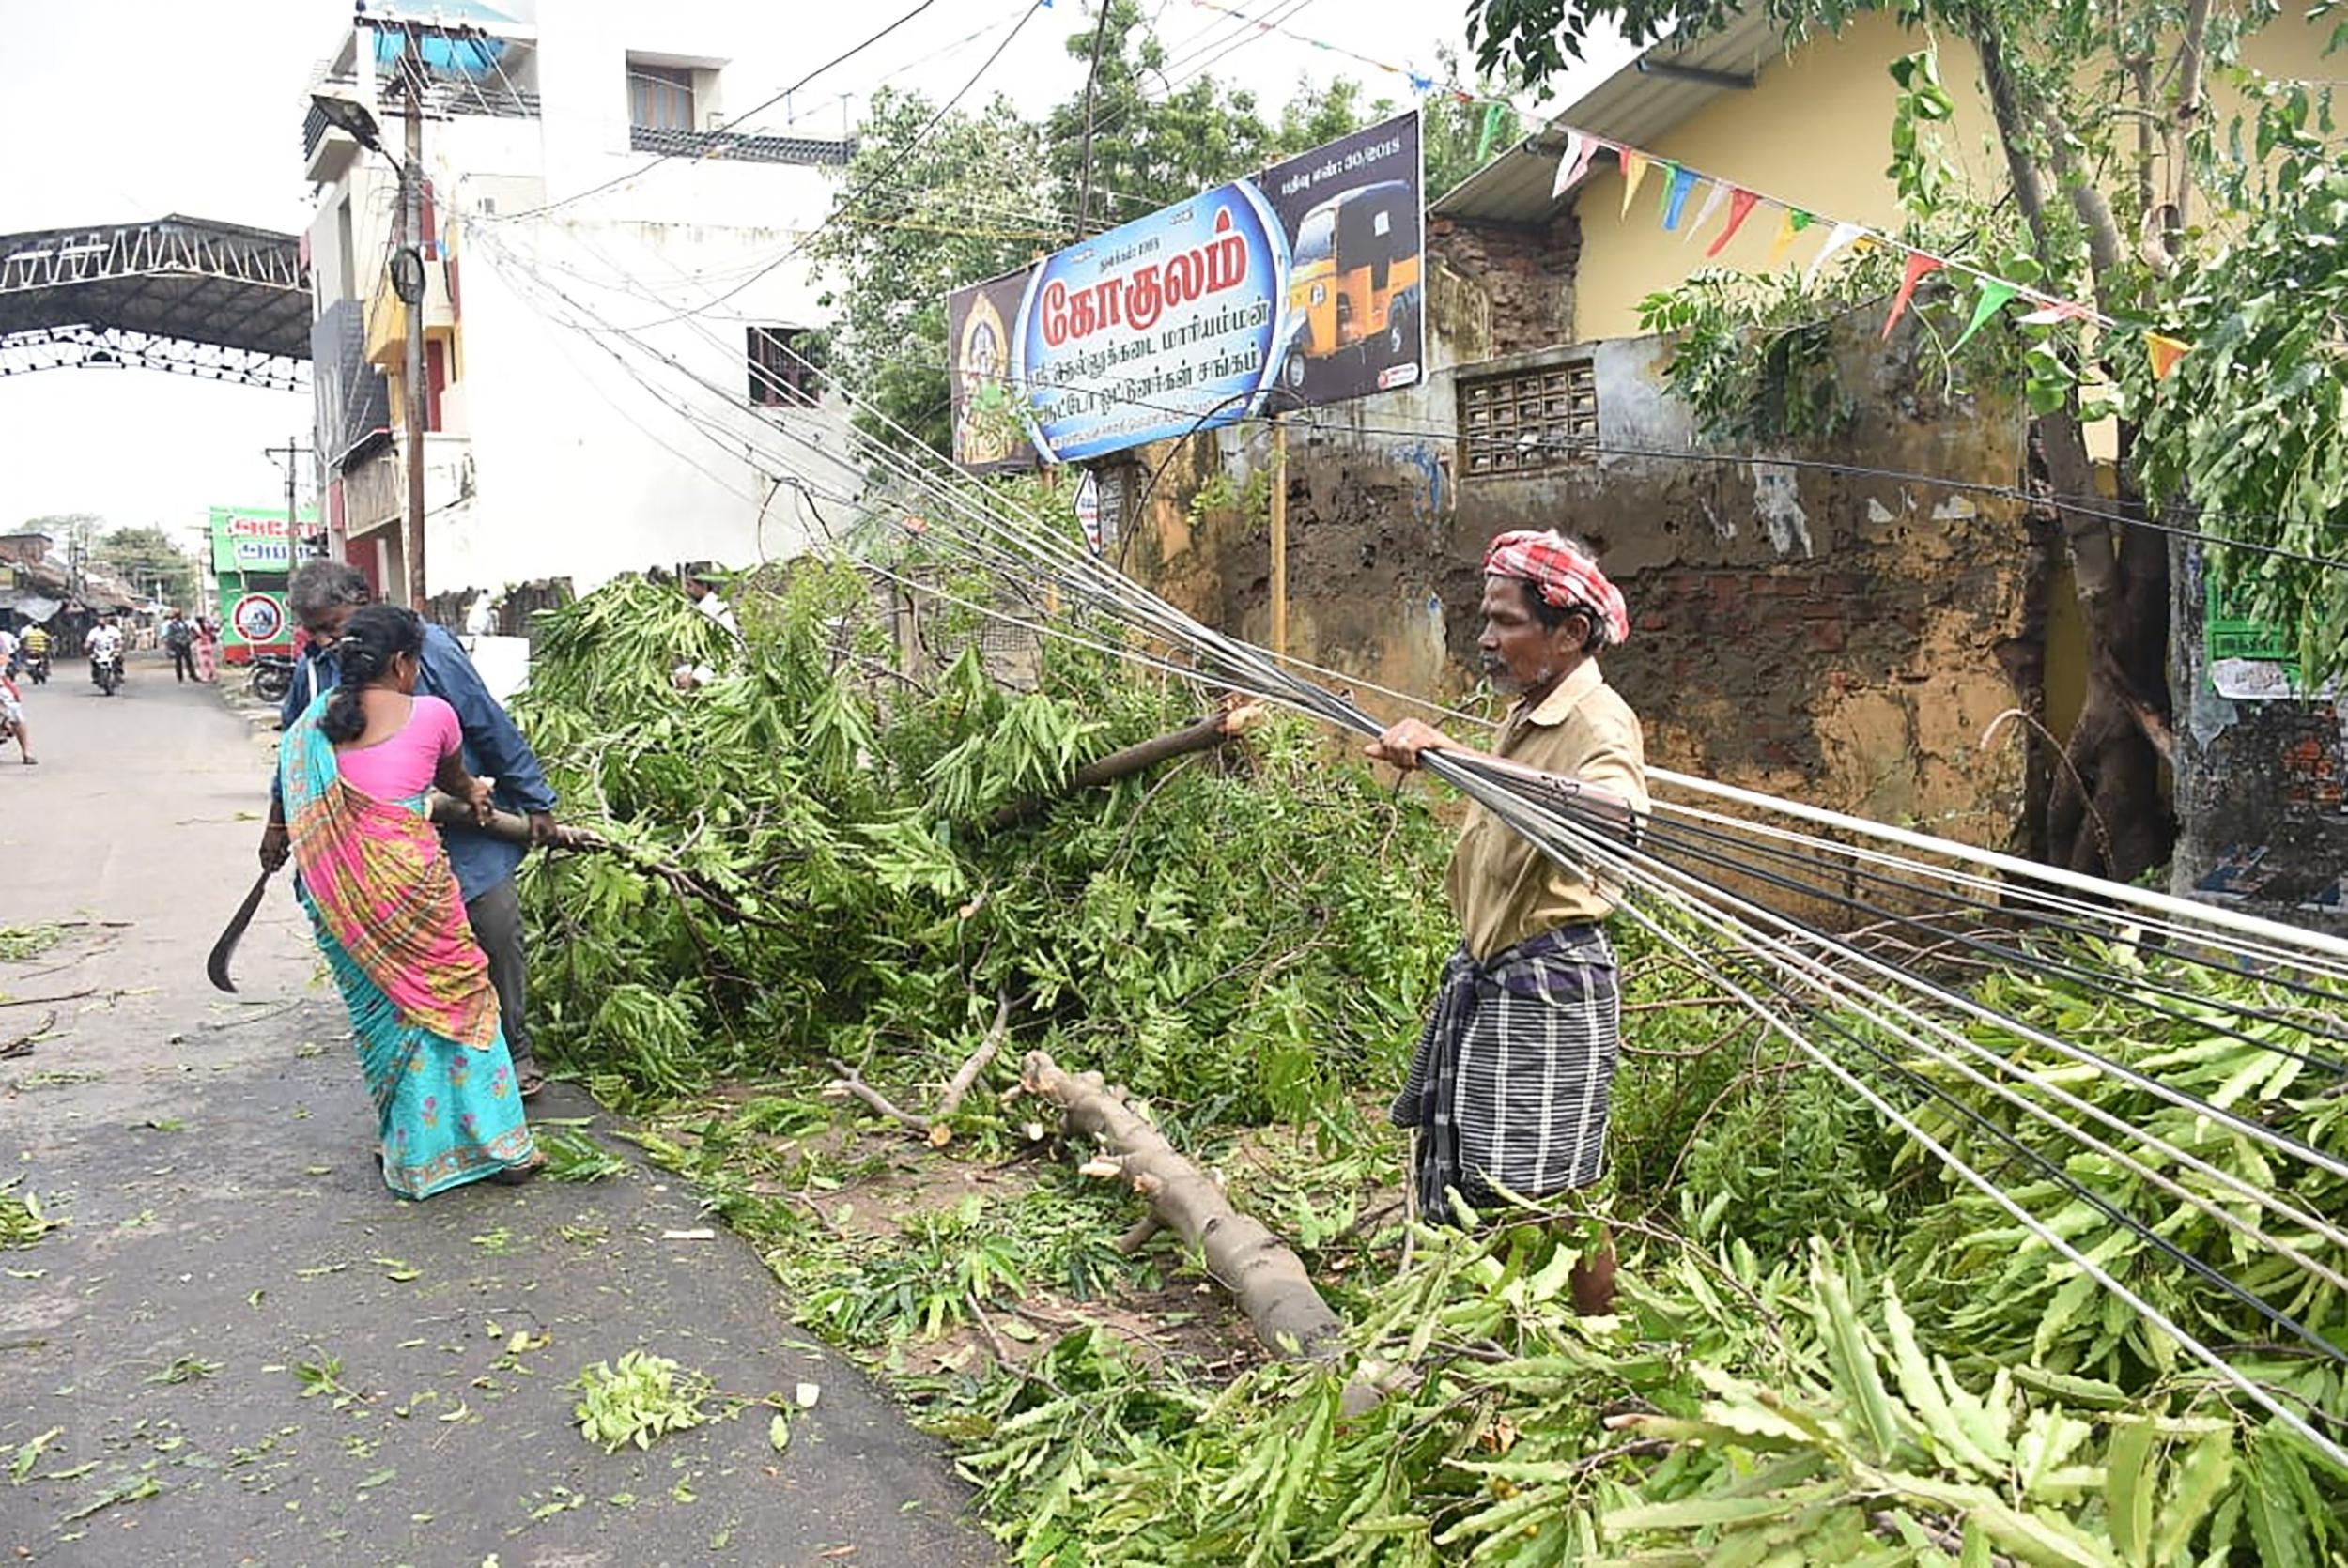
xmin=827 ymin=988 xmax=1015 ymax=1142
xmin=983 ymin=699 xmax=1268 ymax=832
xmin=1020 ymin=1049 xmax=1346 ymax=1364
xmin=425 ymin=796 xmax=785 ymax=929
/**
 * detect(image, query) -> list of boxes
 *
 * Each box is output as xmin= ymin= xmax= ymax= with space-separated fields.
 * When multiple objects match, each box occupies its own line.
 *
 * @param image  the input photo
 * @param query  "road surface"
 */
xmin=0 ymin=653 xmax=998 ymax=1566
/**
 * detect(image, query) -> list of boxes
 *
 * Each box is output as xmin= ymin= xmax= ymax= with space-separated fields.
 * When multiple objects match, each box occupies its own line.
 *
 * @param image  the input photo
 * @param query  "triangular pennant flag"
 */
xmin=1881 ymin=253 xmax=1945 ymax=339
xmin=1705 ymin=189 xmax=1761 ymax=256
xmin=1682 ymin=179 xmax=1731 ymax=244
xmin=1765 ymin=208 xmax=1814 ymax=269
xmin=1802 ymin=221 xmax=1866 ymax=289
xmin=1618 ymin=149 xmax=1651 ymax=218
xmin=1551 ymin=130 xmax=1597 ymax=199
xmin=2145 ymin=331 xmax=2193 ymax=380
xmin=1949 ymin=278 xmax=2017 ymax=353
xmin=1661 ymin=165 xmax=1702 ymax=230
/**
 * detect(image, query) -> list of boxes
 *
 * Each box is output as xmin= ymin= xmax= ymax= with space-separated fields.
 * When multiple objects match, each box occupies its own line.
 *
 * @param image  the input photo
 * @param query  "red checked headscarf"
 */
xmin=1483 ymin=530 xmax=1630 ymax=647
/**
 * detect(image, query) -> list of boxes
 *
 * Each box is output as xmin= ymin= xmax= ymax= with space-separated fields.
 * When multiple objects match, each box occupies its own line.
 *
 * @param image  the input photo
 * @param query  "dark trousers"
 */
xmin=170 ymin=644 xmax=194 ymax=681
xmin=464 ymin=879 xmax=535 ymax=1072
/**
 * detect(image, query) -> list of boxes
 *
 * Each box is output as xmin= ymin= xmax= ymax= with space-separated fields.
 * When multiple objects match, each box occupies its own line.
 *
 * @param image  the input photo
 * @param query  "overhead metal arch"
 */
xmin=0 ymin=215 xmax=312 ymax=391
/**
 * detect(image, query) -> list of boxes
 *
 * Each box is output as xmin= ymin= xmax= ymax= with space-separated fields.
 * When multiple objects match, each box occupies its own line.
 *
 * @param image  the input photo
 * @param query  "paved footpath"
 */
xmin=0 ymin=655 xmax=999 ymax=1567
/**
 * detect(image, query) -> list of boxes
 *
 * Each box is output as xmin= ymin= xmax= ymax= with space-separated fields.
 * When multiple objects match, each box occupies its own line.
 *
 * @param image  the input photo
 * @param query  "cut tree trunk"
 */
xmin=1020 ymin=1050 xmax=1346 ymax=1362
xmin=983 ymin=699 xmax=1267 ymax=832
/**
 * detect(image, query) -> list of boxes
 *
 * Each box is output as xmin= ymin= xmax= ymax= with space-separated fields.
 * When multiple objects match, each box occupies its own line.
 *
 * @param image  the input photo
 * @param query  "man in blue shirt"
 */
xmin=259 ymin=561 xmax=560 ymax=1098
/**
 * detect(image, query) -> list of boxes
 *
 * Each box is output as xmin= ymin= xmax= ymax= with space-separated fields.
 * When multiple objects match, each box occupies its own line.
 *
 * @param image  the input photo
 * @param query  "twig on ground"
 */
xmin=824 ymin=1059 xmax=930 ymax=1131
xmin=0 ymin=989 xmax=97 ymax=1008
xmin=935 ymin=987 xmax=1014 ymax=1123
xmin=1 ymin=1012 xmax=56 ymax=1058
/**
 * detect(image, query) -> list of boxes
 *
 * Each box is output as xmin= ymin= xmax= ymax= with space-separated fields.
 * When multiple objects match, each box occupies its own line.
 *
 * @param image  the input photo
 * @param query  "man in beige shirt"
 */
xmin=1370 ymin=530 xmax=1646 ymax=1311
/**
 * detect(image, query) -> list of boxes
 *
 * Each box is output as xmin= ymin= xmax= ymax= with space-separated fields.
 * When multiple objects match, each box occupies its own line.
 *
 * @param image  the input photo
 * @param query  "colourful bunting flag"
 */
xmin=1881 ymin=253 xmax=1945 ymax=339
xmin=2145 ymin=331 xmax=2193 ymax=380
xmin=1949 ymin=278 xmax=2018 ymax=353
xmin=2019 ymin=300 xmax=2095 ymax=327
xmin=1661 ymin=165 xmax=1702 ymax=230
xmin=1618 ymin=150 xmax=1651 ymax=217
xmin=1706 ymin=189 xmax=1762 ymax=256
xmin=1802 ymin=221 xmax=1866 ymax=289
xmin=1682 ymin=179 xmax=1731 ymax=244
xmin=1551 ymin=131 xmax=1597 ymax=200
xmin=1766 ymin=208 xmax=1814 ymax=269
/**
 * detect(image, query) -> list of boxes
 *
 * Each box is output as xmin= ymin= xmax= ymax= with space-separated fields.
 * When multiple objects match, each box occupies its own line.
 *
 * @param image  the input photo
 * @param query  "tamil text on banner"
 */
xmin=949 ymin=111 xmax=1424 ymax=467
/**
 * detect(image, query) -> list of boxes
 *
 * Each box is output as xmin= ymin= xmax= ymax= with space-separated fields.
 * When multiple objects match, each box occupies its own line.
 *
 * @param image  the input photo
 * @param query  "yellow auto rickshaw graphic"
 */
xmin=1282 ymin=180 xmax=1422 ymax=390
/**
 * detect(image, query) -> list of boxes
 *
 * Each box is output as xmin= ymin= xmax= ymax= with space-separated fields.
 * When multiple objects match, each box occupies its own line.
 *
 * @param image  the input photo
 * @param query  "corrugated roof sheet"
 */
xmin=1432 ymin=9 xmax=1787 ymax=224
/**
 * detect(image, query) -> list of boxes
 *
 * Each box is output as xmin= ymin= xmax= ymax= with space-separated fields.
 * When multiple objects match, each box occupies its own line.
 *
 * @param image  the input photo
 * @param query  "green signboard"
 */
xmin=209 ymin=504 xmax=313 ymax=661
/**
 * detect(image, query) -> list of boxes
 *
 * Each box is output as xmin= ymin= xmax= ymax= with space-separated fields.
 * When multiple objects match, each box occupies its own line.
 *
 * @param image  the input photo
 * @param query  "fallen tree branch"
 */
xmin=935 ymin=988 xmax=1014 ymax=1123
xmin=1020 ymin=1049 xmax=1346 ymax=1365
xmin=984 ymin=699 xmax=1268 ymax=832
xmin=425 ymin=796 xmax=788 ymax=929
xmin=826 ymin=988 xmax=1016 ymax=1141
xmin=825 ymin=1058 xmax=931 ymax=1131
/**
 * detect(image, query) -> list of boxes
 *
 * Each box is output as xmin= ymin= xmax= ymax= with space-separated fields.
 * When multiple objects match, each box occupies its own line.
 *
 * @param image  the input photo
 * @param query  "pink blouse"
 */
xmin=336 ymin=694 xmax=461 ymax=802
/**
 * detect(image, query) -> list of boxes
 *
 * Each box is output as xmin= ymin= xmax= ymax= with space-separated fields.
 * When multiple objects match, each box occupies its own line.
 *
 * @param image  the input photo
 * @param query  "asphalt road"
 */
xmin=0 ymin=653 xmax=999 ymax=1567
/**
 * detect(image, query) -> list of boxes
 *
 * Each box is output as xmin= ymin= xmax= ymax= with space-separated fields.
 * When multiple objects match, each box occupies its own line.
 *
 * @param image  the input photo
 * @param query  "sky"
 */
xmin=0 ymin=0 xmax=1632 ymax=557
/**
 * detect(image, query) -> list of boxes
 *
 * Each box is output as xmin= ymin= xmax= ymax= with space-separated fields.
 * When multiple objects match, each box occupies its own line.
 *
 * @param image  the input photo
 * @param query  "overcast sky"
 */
xmin=0 ymin=0 xmax=1631 ymax=554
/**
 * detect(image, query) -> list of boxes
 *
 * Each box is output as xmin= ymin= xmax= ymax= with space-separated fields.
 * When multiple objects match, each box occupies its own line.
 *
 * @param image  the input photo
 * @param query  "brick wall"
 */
xmin=1428 ymin=211 xmax=1583 ymax=353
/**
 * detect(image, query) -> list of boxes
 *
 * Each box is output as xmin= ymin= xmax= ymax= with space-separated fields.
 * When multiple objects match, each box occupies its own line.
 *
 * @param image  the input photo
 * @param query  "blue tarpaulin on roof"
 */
xmin=367 ymin=2 xmax=516 ymax=73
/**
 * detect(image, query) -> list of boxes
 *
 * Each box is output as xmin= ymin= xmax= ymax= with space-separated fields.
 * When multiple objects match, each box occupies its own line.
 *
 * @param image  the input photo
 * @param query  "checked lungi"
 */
xmin=1392 ymin=922 xmax=1620 ymax=1225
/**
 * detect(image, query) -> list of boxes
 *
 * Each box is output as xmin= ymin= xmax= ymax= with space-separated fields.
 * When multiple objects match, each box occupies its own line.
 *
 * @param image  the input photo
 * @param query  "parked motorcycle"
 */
xmin=90 ymin=648 xmax=123 ymax=697
xmin=247 ymin=653 xmax=295 ymax=705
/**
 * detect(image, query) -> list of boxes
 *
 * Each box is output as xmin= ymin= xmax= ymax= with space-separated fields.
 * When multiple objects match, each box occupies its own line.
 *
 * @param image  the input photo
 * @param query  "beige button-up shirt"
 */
xmin=1444 ymin=659 xmax=1650 ymax=961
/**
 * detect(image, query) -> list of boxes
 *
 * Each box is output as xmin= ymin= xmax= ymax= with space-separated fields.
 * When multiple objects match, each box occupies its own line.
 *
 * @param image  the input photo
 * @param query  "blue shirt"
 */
xmin=278 ymin=623 xmax=559 ymax=901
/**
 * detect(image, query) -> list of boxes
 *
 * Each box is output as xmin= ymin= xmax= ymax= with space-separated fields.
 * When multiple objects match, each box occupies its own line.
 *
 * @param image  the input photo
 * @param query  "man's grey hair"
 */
xmin=288 ymin=560 xmax=372 ymax=623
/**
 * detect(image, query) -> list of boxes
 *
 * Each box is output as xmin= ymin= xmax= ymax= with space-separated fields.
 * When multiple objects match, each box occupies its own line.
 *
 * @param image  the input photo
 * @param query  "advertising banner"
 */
xmin=948 ymin=111 xmax=1423 ymax=467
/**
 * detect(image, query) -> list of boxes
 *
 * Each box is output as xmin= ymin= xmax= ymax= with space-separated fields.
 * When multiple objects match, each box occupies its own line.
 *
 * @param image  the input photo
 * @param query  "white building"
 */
xmin=301 ymin=0 xmax=861 ymax=608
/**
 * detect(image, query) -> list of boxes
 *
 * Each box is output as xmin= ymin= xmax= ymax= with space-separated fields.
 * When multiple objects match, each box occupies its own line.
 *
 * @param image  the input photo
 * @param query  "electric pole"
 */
xmin=265 ymin=436 xmax=313 ymax=577
xmin=396 ymin=23 xmax=430 ymax=611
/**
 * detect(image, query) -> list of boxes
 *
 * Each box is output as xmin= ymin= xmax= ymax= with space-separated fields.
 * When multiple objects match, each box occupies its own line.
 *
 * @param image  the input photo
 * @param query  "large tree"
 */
xmin=93 ymin=524 xmax=200 ymax=609
xmin=1464 ymin=0 xmax=2348 ymax=882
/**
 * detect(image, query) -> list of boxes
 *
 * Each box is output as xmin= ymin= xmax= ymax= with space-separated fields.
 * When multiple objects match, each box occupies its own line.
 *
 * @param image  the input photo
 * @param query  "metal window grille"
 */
xmin=747 ymin=327 xmax=816 ymax=407
xmin=1460 ymin=360 xmax=1598 ymax=477
xmin=628 ymin=64 xmax=696 ymax=131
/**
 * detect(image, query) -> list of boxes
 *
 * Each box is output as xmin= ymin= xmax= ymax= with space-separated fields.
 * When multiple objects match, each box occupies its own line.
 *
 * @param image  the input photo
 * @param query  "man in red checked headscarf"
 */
xmin=1368 ymin=530 xmax=1647 ymax=1314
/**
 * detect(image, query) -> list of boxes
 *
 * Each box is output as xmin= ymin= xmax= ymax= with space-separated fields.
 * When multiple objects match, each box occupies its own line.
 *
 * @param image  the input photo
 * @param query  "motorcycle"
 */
xmin=90 ymin=648 xmax=123 ymax=697
xmin=247 ymin=653 xmax=295 ymax=705
xmin=24 ymin=649 xmax=47 ymax=685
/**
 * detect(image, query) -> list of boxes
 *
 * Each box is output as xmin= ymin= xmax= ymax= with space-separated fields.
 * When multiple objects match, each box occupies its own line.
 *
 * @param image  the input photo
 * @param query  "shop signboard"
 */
xmin=948 ymin=111 xmax=1423 ymax=468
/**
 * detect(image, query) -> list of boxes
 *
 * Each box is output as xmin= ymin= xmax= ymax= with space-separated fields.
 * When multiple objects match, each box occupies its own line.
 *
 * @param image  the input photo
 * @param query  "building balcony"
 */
xmin=626 ymin=126 xmax=853 ymax=166
xmin=339 ymin=433 xmax=472 ymax=545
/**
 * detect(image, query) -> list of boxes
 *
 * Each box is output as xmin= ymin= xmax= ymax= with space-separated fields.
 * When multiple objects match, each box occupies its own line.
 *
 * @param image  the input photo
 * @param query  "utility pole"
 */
xmin=265 ymin=436 xmax=313 ymax=576
xmin=396 ymin=23 xmax=430 ymax=611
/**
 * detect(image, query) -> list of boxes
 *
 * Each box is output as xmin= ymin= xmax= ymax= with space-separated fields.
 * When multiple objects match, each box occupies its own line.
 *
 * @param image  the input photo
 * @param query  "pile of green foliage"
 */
xmin=514 ymin=565 xmax=2345 ymax=1564
xmin=512 ymin=562 xmax=1458 ymax=1130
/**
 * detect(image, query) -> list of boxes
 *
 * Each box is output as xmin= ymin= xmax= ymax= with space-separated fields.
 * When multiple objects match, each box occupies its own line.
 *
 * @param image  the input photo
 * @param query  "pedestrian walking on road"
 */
xmin=260 ymin=560 xmax=559 ymax=1099
xmin=193 ymin=616 xmax=220 ymax=683
xmin=164 ymin=612 xmax=196 ymax=682
xmin=0 ymin=670 xmax=35 ymax=764
xmin=280 ymin=604 xmax=543 ymax=1196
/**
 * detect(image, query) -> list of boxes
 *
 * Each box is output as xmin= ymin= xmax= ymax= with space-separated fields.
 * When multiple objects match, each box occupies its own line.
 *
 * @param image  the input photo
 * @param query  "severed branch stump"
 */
xmin=1020 ymin=1050 xmax=1346 ymax=1364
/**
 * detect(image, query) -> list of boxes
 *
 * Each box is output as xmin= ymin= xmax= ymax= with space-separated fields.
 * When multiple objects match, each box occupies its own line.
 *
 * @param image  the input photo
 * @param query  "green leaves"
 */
xmin=572 ymin=1351 xmax=715 ymax=1453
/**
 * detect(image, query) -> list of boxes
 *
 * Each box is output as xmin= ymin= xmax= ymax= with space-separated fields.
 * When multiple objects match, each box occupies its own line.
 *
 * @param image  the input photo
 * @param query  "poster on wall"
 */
xmin=946 ymin=111 xmax=1424 ymax=468
xmin=2205 ymin=571 xmax=2338 ymax=701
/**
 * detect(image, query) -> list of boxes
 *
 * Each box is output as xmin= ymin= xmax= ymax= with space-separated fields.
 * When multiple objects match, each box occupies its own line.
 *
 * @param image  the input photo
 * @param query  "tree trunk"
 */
xmin=1020 ymin=1050 xmax=1347 ymax=1362
xmin=982 ymin=699 xmax=1266 ymax=832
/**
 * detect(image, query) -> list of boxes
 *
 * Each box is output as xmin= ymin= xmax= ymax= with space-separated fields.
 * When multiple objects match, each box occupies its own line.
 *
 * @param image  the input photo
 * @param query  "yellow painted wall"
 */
xmin=1571 ymin=8 xmax=2344 ymax=342
xmin=1571 ymin=10 xmax=1998 ymax=340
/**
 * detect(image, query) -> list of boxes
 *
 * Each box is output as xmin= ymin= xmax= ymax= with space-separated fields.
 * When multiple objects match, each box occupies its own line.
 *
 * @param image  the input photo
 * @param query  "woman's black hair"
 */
xmin=319 ymin=604 xmax=425 ymax=744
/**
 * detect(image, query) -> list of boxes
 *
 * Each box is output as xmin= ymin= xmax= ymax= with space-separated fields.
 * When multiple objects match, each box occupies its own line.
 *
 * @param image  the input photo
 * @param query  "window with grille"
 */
xmin=1460 ymin=360 xmax=1597 ymax=477
xmin=628 ymin=62 xmax=696 ymax=131
xmin=747 ymin=327 xmax=817 ymax=407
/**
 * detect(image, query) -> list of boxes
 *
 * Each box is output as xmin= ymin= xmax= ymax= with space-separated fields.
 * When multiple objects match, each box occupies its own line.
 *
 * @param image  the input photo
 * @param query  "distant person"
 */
xmin=22 ymin=623 xmax=50 ymax=679
xmin=164 ymin=611 xmax=196 ymax=683
xmin=279 ymin=604 xmax=541 ymax=1195
xmin=0 ymin=669 xmax=34 ymax=764
xmin=259 ymin=560 xmax=560 ymax=1099
xmin=86 ymin=617 xmax=124 ymax=686
xmin=684 ymin=569 xmax=740 ymax=637
xmin=193 ymin=617 xmax=220 ymax=684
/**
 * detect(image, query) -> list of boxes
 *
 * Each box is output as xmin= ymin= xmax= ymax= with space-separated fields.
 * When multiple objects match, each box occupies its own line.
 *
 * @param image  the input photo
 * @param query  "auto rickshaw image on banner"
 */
xmin=944 ymin=111 xmax=1424 ymax=469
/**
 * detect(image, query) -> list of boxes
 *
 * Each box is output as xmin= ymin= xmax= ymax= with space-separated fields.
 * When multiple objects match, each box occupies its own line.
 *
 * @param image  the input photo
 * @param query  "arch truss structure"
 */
xmin=0 ymin=216 xmax=312 ymax=392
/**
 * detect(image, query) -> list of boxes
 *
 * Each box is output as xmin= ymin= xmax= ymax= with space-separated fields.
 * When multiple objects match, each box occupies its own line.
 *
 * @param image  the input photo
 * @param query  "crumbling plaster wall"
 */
xmin=1119 ymin=251 xmax=2047 ymax=846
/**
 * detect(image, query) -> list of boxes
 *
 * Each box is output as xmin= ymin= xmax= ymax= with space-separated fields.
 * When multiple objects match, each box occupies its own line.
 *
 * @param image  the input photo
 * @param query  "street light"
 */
xmin=310 ymin=86 xmax=386 ymax=154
